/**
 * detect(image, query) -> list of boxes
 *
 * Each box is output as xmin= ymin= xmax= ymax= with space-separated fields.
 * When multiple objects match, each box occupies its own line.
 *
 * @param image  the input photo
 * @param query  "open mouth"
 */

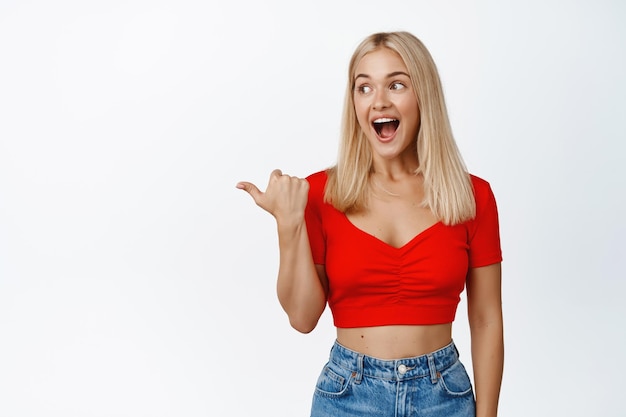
xmin=373 ymin=118 xmax=400 ymax=139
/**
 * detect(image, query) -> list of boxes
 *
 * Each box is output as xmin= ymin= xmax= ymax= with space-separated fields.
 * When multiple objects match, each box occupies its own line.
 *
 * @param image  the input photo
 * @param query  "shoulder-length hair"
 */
xmin=324 ymin=31 xmax=475 ymax=225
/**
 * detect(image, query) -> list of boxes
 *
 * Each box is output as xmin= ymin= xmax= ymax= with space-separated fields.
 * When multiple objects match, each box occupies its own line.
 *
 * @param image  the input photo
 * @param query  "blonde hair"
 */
xmin=324 ymin=31 xmax=475 ymax=225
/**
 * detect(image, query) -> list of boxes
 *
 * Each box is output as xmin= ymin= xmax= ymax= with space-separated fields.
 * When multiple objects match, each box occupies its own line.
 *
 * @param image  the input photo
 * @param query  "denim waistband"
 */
xmin=328 ymin=339 xmax=459 ymax=382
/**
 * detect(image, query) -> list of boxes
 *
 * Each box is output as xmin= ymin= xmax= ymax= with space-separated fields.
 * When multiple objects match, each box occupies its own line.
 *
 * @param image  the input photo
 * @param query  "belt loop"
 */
xmin=354 ymin=354 xmax=364 ymax=384
xmin=427 ymin=354 xmax=438 ymax=384
xmin=452 ymin=341 xmax=460 ymax=360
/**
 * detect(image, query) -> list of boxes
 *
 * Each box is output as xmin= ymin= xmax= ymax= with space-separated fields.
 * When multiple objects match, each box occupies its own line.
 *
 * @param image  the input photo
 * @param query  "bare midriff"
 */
xmin=336 ymin=323 xmax=453 ymax=360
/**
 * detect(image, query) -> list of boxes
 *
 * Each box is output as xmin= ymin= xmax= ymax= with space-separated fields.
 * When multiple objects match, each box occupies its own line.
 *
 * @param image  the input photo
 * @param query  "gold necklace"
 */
xmin=372 ymin=178 xmax=401 ymax=197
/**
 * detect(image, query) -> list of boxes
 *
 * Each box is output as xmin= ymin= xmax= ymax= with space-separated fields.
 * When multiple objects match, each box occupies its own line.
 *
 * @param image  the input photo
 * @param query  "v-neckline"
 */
xmin=341 ymin=213 xmax=443 ymax=251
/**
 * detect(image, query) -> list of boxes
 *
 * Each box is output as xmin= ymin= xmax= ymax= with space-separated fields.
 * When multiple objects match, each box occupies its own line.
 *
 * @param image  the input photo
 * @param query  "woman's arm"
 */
xmin=466 ymin=263 xmax=504 ymax=417
xmin=237 ymin=170 xmax=327 ymax=333
xmin=275 ymin=221 xmax=327 ymax=333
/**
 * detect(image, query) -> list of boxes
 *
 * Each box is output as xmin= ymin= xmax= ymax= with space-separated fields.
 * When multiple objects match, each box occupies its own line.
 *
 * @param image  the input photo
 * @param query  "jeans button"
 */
xmin=398 ymin=364 xmax=407 ymax=375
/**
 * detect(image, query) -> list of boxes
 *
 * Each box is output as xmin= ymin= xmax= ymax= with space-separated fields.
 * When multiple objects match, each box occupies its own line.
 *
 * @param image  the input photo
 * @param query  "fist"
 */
xmin=236 ymin=169 xmax=310 ymax=222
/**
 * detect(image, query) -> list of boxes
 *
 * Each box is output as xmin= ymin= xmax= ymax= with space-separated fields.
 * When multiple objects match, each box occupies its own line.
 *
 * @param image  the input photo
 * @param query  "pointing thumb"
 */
xmin=236 ymin=181 xmax=263 ymax=203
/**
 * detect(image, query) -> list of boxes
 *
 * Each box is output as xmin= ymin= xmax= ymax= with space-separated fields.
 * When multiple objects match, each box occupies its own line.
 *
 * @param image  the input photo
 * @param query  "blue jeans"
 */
xmin=311 ymin=340 xmax=475 ymax=417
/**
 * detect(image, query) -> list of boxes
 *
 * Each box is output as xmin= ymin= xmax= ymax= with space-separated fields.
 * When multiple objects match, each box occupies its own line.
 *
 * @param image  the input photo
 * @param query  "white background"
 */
xmin=1 ymin=0 xmax=625 ymax=416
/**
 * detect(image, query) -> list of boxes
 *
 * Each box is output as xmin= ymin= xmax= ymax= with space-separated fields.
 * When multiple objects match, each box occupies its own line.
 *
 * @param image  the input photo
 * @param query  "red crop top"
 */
xmin=304 ymin=170 xmax=502 ymax=328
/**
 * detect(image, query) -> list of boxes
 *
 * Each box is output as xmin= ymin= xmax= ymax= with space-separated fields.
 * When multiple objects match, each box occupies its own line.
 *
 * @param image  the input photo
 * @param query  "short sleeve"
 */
xmin=304 ymin=171 xmax=327 ymax=265
xmin=467 ymin=176 xmax=503 ymax=268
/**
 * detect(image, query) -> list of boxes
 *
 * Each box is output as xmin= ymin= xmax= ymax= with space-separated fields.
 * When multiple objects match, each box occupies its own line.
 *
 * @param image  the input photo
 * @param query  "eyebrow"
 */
xmin=354 ymin=71 xmax=411 ymax=81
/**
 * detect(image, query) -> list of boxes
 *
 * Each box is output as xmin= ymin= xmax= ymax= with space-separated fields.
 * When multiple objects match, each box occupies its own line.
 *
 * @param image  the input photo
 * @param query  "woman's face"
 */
xmin=353 ymin=48 xmax=420 ymax=163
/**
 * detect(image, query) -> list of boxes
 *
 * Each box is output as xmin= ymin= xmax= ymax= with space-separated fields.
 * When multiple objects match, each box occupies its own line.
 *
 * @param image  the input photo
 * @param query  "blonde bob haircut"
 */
xmin=324 ymin=31 xmax=476 ymax=225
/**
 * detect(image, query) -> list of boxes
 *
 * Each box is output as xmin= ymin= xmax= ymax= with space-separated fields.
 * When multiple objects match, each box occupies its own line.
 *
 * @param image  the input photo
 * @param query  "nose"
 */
xmin=372 ymin=89 xmax=390 ymax=110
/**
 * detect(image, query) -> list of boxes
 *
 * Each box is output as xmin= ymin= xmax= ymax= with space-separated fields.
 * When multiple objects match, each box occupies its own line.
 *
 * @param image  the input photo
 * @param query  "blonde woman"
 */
xmin=237 ymin=31 xmax=503 ymax=417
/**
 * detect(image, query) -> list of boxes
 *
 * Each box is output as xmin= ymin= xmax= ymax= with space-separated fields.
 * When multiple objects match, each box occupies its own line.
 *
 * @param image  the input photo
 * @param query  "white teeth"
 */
xmin=373 ymin=118 xmax=397 ymax=124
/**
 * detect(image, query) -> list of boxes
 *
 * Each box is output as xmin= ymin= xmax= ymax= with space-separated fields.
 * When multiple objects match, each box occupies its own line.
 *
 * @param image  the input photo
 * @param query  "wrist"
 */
xmin=276 ymin=217 xmax=306 ymax=238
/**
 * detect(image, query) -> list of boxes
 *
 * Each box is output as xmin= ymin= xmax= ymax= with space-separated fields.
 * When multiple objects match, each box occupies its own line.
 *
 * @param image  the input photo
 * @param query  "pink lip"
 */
xmin=370 ymin=114 xmax=398 ymax=124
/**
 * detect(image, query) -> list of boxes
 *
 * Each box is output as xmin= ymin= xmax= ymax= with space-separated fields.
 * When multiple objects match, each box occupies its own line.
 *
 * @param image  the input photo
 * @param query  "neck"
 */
xmin=371 ymin=155 xmax=419 ymax=180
